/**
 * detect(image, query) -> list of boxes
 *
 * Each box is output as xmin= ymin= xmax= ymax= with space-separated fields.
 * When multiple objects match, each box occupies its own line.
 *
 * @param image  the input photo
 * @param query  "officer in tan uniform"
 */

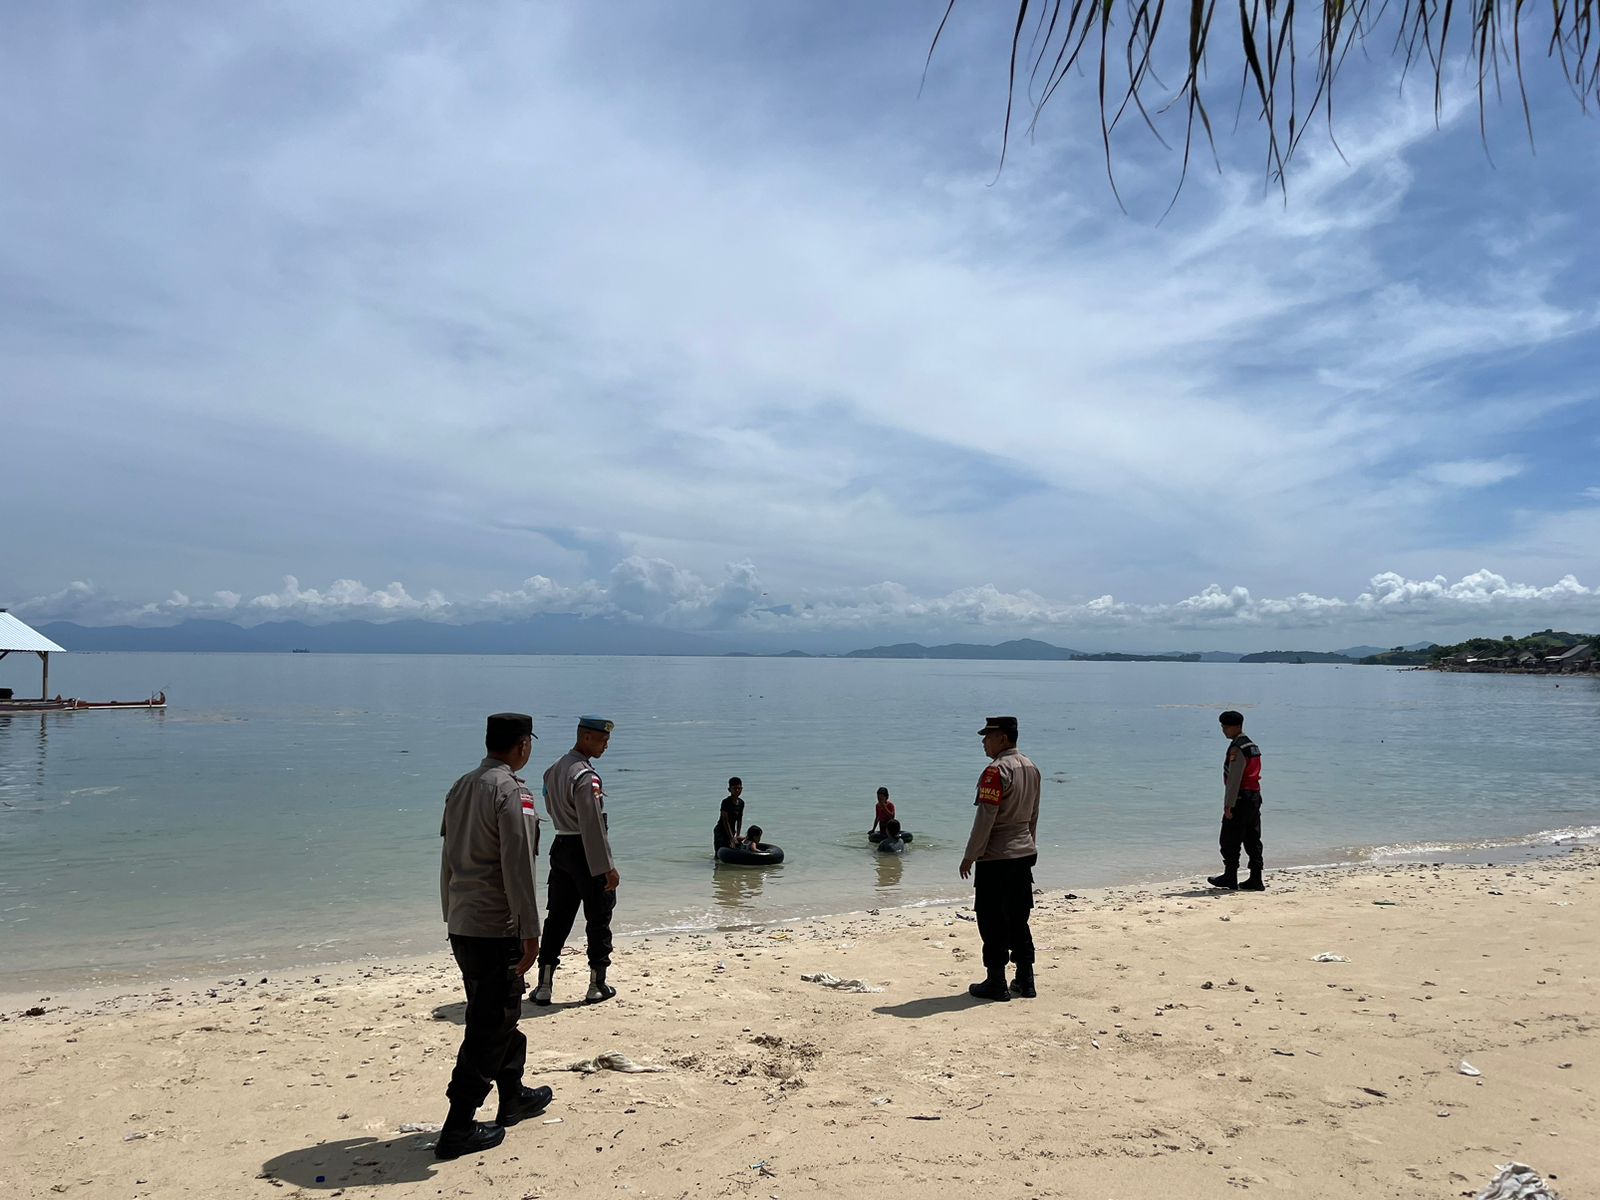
xmin=532 ymin=715 xmax=621 ymax=1006
xmin=435 ymin=712 xmax=554 ymax=1159
xmin=959 ymin=715 xmax=1042 ymax=1001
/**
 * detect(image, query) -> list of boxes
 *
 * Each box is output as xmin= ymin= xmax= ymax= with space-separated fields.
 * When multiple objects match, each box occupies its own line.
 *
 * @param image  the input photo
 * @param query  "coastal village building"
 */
xmin=1544 ymin=643 xmax=1595 ymax=672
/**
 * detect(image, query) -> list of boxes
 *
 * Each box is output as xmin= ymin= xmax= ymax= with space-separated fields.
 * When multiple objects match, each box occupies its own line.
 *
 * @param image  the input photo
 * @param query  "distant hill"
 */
xmin=1071 ymin=651 xmax=1201 ymax=662
xmin=1239 ymin=650 xmax=1357 ymax=663
xmin=845 ymin=638 xmax=1084 ymax=660
xmin=37 ymin=616 xmax=725 ymax=656
xmin=1335 ymin=642 xmax=1436 ymax=658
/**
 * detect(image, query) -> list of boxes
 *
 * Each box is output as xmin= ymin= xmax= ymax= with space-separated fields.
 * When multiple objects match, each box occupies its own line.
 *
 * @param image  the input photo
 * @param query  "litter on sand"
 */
xmin=398 ymin=1122 xmax=442 ymax=1134
xmin=567 ymin=1052 xmax=668 ymax=1075
xmin=800 ymin=972 xmax=883 ymax=993
xmin=1312 ymin=953 xmax=1350 ymax=962
xmin=1459 ymin=1060 xmax=1483 ymax=1077
xmin=1473 ymin=1161 xmax=1562 ymax=1200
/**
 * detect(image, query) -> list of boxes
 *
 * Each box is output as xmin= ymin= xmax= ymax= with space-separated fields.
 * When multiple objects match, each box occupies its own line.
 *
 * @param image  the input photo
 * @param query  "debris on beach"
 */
xmin=1459 ymin=1060 xmax=1483 ymax=1077
xmin=800 ymin=972 xmax=882 ymax=993
xmin=398 ymin=1122 xmax=441 ymax=1134
xmin=1474 ymin=1162 xmax=1561 ymax=1199
xmin=1311 ymin=953 xmax=1350 ymax=962
xmin=567 ymin=1052 xmax=668 ymax=1075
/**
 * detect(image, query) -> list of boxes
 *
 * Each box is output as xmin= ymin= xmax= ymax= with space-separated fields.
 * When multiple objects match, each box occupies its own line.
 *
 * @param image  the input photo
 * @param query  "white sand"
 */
xmin=3 ymin=849 xmax=1596 ymax=1198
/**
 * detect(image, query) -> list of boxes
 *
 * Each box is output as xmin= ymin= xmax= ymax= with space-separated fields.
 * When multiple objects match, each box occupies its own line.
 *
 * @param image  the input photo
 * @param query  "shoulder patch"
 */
xmin=976 ymin=764 xmax=1004 ymax=807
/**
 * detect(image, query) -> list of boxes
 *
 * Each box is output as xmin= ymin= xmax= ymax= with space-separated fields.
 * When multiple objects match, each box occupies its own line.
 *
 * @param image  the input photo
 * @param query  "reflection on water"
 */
xmin=873 ymin=849 xmax=904 ymax=892
xmin=711 ymin=861 xmax=773 ymax=911
xmin=0 ymin=713 xmax=52 ymax=791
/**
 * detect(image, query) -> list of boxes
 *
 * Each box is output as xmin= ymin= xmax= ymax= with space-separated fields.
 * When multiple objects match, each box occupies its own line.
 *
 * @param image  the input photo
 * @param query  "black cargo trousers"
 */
xmin=974 ymin=853 xmax=1037 ymax=971
xmin=1219 ymin=791 xmax=1264 ymax=872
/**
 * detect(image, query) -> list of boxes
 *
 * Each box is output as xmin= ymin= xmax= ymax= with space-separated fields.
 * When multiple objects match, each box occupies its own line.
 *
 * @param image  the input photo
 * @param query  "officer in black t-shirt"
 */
xmin=713 ymin=777 xmax=745 ymax=853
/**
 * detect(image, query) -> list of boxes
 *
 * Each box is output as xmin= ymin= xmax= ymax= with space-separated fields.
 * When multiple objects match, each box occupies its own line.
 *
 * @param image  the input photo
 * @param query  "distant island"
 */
xmin=1070 ymin=651 xmax=1201 ymax=662
xmin=18 ymin=617 xmax=1592 ymax=672
xmin=844 ymin=638 xmax=1083 ymax=660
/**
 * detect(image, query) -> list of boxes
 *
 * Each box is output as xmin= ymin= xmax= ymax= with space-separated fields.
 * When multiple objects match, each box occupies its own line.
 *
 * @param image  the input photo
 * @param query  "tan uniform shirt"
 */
xmin=439 ymin=757 xmax=542 ymax=939
xmin=963 ymin=747 xmax=1041 ymax=863
xmin=542 ymin=749 xmax=614 ymax=876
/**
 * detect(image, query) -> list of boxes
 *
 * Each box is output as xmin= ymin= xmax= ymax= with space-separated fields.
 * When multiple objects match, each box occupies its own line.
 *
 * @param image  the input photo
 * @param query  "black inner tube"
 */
xmin=717 ymin=844 xmax=785 ymax=866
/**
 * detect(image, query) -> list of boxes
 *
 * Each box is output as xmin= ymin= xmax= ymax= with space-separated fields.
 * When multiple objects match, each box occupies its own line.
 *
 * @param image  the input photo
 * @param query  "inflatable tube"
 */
xmin=868 ymin=830 xmax=913 ymax=844
xmin=717 ymin=844 xmax=785 ymax=866
xmin=876 ymin=837 xmax=906 ymax=855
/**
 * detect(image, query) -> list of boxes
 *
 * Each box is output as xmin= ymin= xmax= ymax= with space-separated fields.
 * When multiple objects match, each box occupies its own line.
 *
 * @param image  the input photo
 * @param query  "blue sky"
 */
xmin=3 ymin=1 xmax=1598 ymax=651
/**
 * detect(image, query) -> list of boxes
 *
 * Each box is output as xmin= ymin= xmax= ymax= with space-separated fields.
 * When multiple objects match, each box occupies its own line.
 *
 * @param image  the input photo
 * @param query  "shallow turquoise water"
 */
xmin=1 ymin=652 xmax=1596 ymax=986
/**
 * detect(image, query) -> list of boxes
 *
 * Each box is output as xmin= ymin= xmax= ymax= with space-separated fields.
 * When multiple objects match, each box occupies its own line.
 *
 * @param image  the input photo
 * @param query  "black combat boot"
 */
xmin=1009 ymin=965 xmax=1037 ymax=998
xmin=494 ymin=1083 xmax=554 ymax=1127
xmin=967 ymin=968 xmax=1011 ymax=1002
xmin=1239 ymin=869 xmax=1266 ymax=891
xmin=584 ymin=966 xmax=617 ymax=1004
xmin=1208 ymin=869 xmax=1239 ymax=891
xmin=531 ymin=962 xmax=556 ymax=1006
xmin=434 ymin=1121 xmax=505 ymax=1160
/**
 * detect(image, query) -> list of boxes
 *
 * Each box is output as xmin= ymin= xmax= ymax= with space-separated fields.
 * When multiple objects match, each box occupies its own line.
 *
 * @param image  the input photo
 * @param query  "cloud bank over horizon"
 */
xmin=16 ymin=565 xmax=1598 ymax=652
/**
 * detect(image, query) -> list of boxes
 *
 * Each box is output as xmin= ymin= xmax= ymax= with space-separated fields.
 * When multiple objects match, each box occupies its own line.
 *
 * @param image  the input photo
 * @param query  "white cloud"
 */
xmin=1416 ymin=458 xmax=1526 ymax=488
xmin=15 ymin=567 xmax=1596 ymax=649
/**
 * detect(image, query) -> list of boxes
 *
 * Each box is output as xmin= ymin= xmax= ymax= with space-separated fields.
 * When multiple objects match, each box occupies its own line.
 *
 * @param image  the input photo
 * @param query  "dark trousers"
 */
xmin=445 ymin=935 xmax=526 ymax=1123
xmin=1219 ymin=793 xmax=1264 ymax=872
xmin=538 ymin=835 xmax=615 ymax=970
xmin=974 ymin=853 xmax=1037 ymax=972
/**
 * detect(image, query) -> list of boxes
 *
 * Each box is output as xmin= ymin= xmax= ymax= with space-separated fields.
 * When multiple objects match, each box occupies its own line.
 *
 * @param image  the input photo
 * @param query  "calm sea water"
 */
xmin=2 ymin=652 xmax=1597 ymax=988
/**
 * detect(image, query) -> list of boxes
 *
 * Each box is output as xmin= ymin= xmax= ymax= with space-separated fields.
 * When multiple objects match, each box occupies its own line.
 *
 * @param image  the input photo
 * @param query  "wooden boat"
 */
xmin=0 ymin=692 xmax=166 ymax=714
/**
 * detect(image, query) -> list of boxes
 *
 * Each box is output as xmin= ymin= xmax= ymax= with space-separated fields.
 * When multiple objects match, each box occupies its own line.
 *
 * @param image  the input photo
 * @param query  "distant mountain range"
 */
xmin=1333 ymin=642 xmax=1436 ymax=658
xmin=26 ymin=620 xmax=1444 ymax=662
xmin=843 ymin=638 xmax=1086 ymax=660
xmin=37 ymin=616 xmax=723 ymax=656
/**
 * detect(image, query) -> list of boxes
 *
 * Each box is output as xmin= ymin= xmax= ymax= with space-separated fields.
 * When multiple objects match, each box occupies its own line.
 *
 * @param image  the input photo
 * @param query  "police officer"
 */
xmin=960 ymin=716 xmax=1042 ymax=1001
xmin=435 ymin=712 xmax=554 ymax=1160
xmin=1209 ymin=710 xmax=1266 ymax=891
xmin=532 ymin=715 xmax=621 ymax=1006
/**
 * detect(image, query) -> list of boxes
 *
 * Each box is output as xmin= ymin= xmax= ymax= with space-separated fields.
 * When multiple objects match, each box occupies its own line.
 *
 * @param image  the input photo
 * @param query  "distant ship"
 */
xmin=291 ymin=648 xmax=311 ymax=653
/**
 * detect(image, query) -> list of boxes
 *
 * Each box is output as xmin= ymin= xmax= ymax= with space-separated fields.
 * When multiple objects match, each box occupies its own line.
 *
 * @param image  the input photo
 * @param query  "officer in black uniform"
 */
xmin=435 ymin=712 xmax=554 ymax=1159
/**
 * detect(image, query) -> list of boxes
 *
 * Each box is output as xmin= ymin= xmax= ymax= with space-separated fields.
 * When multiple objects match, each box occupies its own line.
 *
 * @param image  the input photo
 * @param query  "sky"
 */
xmin=3 ymin=1 xmax=1598 ymax=652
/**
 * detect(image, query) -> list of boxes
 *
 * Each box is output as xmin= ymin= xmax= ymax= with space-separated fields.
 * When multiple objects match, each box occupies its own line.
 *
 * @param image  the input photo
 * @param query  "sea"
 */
xmin=2 ymin=652 xmax=1597 ymax=991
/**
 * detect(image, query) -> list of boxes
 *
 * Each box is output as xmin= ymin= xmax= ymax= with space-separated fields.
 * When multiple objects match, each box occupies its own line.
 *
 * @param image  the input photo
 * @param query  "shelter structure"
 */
xmin=0 ymin=609 xmax=66 ymax=700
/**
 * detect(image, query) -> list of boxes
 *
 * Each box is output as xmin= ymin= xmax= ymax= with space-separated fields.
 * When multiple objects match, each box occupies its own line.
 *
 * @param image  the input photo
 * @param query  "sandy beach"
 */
xmin=3 ymin=848 xmax=1596 ymax=1199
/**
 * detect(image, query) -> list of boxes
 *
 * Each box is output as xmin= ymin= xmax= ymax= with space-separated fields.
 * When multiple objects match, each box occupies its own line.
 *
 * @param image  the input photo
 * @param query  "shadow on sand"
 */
xmin=872 ymin=992 xmax=985 ymax=1019
xmin=260 ymin=1133 xmax=442 ymax=1189
xmin=430 ymin=998 xmax=572 ymax=1024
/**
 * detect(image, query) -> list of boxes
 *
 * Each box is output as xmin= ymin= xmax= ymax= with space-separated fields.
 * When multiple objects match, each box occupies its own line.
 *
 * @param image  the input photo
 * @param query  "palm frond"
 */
xmin=929 ymin=0 xmax=1600 ymax=193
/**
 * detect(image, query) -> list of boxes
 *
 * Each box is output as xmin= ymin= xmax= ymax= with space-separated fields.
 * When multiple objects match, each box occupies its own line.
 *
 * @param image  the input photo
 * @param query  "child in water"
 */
xmin=740 ymin=824 xmax=765 ymax=850
xmin=870 ymin=787 xmax=896 ymax=835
